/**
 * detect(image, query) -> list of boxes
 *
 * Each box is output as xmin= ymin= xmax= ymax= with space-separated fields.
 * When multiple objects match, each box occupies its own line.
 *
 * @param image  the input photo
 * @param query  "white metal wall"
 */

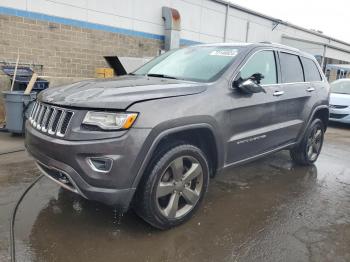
xmin=1 ymin=0 xmax=350 ymax=61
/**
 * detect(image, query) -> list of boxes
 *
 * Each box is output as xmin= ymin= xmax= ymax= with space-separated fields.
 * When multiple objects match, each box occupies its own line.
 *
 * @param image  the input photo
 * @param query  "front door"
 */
xmin=226 ymin=49 xmax=284 ymax=164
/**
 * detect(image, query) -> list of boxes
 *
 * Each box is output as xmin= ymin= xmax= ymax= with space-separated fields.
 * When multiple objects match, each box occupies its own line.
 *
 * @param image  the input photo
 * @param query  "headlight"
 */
xmin=83 ymin=111 xmax=138 ymax=130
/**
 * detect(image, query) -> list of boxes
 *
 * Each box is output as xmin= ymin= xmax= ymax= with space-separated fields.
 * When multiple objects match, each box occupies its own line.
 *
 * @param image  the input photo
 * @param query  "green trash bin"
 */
xmin=2 ymin=91 xmax=37 ymax=134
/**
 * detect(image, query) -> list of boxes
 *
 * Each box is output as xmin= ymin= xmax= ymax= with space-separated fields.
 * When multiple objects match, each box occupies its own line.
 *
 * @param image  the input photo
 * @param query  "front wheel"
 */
xmin=134 ymin=144 xmax=209 ymax=229
xmin=290 ymin=118 xmax=325 ymax=166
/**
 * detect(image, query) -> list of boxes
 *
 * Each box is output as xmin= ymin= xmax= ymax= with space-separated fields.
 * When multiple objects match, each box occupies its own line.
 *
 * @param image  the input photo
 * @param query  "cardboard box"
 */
xmin=95 ymin=68 xmax=114 ymax=78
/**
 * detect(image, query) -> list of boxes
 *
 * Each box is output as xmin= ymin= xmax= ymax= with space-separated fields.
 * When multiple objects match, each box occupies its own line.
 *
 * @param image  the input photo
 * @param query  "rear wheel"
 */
xmin=290 ymin=119 xmax=324 ymax=166
xmin=134 ymin=144 xmax=209 ymax=229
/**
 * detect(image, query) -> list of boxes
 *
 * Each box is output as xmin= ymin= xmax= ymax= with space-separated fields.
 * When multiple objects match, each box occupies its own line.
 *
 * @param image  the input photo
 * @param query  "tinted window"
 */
xmin=240 ymin=50 xmax=277 ymax=85
xmin=280 ymin=52 xmax=304 ymax=83
xmin=301 ymin=57 xmax=322 ymax=82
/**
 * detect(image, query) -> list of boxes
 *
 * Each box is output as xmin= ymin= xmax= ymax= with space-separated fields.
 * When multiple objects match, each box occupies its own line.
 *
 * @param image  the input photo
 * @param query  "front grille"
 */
xmin=29 ymin=102 xmax=74 ymax=137
xmin=330 ymin=104 xmax=348 ymax=109
xmin=330 ymin=113 xmax=348 ymax=119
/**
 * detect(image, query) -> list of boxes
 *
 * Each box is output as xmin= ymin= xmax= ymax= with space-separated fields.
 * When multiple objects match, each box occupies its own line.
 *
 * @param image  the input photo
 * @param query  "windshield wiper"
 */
xmin=146 ymin=73 xmax=177 ymax=79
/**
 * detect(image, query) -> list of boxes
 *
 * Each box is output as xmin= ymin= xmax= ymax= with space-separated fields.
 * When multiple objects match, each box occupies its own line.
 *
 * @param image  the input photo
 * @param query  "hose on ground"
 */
xmin=10 ymin=174 xmax=44 ymax=262
xmin=0 ymin=149 xmax=25 ymax=156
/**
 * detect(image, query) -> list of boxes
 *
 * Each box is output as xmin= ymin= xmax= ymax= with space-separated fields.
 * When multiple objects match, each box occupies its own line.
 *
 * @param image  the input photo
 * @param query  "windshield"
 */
xmin=133 ymin=46 xmax=243 ymax=82
xmin=331 ymin=80 xmax=350 ymax=95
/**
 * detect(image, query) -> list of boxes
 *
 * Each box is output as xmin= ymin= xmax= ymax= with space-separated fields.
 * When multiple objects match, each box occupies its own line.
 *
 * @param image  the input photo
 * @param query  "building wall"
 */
xmin=1 ymin=0 xmax=350 ymax=60
xmin=0 ymin=14 xmax=162 ymax=78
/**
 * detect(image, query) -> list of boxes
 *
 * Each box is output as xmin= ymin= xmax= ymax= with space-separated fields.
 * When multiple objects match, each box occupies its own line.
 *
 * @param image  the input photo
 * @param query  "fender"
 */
xmin=131 ymin=119 xmax=224 ymax=189
xmin=296 ymin=104 xmax=329 ymax=145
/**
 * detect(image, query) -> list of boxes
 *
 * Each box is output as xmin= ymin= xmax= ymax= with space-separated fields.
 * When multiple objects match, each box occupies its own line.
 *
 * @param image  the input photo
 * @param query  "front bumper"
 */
xmin=25 ymin=121 xmax=151 ymax=209
xmin=329 ymin=108 xmax=350 ymax=124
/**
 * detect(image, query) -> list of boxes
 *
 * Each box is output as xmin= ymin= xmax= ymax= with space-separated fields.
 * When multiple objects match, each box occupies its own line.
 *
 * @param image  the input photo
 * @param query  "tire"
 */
xmin=134 ymin=143 xmax=209 ymax=229
xmin=290 ymin=118 xmax=325 ymax=166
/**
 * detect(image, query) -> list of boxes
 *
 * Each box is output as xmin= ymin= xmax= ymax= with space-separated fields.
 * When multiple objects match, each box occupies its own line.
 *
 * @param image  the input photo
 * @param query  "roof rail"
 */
xmin=259 ymin=42 xmax=300 ymax=51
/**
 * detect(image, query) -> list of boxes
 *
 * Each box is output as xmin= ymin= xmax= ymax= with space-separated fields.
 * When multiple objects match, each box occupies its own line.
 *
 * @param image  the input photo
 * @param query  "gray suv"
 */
xmin=25 ymin=43 xmax=329 ymax=229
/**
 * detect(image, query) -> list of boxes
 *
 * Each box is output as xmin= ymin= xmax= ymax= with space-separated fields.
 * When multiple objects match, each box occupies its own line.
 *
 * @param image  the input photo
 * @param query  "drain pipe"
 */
xmin=223 ymin=3 xmax=229 ymax=42
xmin=245 ymin=21 xmax=250 ymax=42
xmin=162 ymin=7 xmax=181 ymax=50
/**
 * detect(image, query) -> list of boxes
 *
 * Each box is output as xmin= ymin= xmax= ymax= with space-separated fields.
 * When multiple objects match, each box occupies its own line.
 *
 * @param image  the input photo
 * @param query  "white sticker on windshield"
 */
xmin=210 ymin=49 xmax=238 ymax=57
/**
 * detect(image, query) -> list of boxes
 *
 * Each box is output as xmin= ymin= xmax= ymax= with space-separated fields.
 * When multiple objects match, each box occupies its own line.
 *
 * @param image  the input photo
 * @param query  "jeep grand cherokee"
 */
xmin=25 ymin=43 xmax=329 ymax=229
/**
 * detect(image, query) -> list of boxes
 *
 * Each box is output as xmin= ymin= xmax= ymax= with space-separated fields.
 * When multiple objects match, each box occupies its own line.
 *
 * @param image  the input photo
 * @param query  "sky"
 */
xmin=229 ymin=0 xmax=350 ymax=43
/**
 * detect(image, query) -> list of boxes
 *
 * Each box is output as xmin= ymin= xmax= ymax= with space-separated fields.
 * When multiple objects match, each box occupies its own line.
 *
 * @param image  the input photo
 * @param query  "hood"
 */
xmin=39 ymin=75 xmax=207 ymax=110
xmin=330 ymin=93 xmax=350 ymax=106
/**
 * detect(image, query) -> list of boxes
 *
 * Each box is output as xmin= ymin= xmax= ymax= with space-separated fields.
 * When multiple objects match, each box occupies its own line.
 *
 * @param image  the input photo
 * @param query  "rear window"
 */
xmin=280 ymin=52 xmax=304 ymax=83
xmin=301 ymin=57 xmax=322 ymax=82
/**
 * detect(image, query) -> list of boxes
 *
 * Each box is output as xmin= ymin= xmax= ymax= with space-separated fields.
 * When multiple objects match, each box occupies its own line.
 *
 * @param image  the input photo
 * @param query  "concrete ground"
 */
xmin=0 ymin=123 xmax=349 ymax=262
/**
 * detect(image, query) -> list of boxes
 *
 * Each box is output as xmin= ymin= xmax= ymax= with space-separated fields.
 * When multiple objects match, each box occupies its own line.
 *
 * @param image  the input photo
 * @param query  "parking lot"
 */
xmin=0 ymin=123 xmax=349 ymax=262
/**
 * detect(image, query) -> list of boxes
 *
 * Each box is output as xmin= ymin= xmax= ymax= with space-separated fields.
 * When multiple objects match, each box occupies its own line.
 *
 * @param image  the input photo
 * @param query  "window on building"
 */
xmin=240 ymin=50 xmax=277 ymax=85
xmin=325 ymin=69 xmax=331 ymax=81
xmin=279 ymin=52 xmax=304 ymax=83
xmin=301 ymin=57 xmax=322 ymax=82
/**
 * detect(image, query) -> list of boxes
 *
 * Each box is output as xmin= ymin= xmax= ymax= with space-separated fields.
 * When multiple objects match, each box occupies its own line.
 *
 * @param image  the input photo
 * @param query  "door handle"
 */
xmin=273 ymin=90 xmax=284 ymax=96
xmin=306 ymin=87 xmax=315 ymax=92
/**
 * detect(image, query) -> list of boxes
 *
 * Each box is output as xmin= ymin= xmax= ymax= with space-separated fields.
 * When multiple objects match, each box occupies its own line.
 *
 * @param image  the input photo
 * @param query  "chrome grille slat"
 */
xmin=48 ymin=108 xmax=58 ymax=135
xmin=40 ymin=107 xmax=51 ymax=132
xmin=30 ymin=102 xmax=74 ymax=137
xmin=60 ymin=111 xmax=73 ymax=135
xmin=55 ymin=111 xmax=66 ymax=137
xmin=31 ymin=103 xmax=39 ymax=124
xmin=33 ymin=104 xmax=40 ymax=123
xmin=33 ymin=104 xmax=43 ymax=127
xmin=43 ymin=108 xmax=54 ymax=132
xmin=29 ymin=102 xmax=38 ymax=121
xmin=36 ymin=106 xmax=47 ymax=129
xmin=51 ymin=109 xmax=63 ymax=133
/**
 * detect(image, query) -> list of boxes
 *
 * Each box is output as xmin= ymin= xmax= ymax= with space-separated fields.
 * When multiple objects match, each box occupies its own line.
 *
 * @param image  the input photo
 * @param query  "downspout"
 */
xmin=245 ymin=21 xmax=250 ymax=42
xmin=223 ymin=3 xmax=229 ymax=42
xmin=162 ymin=7 xmax=181 ymax=50
xmin=321 ymin=44 xmax=327 ymax=71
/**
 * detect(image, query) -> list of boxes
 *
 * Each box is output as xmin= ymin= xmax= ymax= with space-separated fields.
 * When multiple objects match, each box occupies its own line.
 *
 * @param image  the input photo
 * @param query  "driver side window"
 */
xmin=240 ymin=50 xmax=277 ymax=85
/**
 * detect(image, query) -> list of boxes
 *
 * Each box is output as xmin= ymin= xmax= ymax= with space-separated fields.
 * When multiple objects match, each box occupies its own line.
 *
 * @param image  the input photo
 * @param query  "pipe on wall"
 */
xmin=245 ymin=21 xmax=250 ymax=42
xmin=162 ymin=7 xmax=181 ymax=51
xmin=223 ymin=3 xmax=229 ymax=42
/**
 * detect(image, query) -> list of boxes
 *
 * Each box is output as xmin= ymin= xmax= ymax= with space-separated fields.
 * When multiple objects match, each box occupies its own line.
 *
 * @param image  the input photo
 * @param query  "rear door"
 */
xmin=274 ymin=52 xmax=316 ymax=143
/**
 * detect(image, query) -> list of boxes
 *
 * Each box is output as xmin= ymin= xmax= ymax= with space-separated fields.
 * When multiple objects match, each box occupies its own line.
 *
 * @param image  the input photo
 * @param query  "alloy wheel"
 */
xmin=156 ymin=156 xmax=204 ymax=219
xmin=306 ymin=124 xmax=323 ymax=161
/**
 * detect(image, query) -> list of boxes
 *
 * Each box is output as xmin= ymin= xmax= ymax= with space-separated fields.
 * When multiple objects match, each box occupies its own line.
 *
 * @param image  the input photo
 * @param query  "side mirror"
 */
xmin=234 ymin=73 xmax=266 ymax=94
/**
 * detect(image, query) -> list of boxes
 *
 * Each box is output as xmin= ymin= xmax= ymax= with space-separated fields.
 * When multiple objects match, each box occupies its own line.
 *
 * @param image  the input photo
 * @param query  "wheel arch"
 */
xmin=131 ymin=123 xmax=224 ymax=189
xmin=297 ymin=105 xmax=329 ymax=144
xmin=312 ymin=107 xmax=329 ymax=130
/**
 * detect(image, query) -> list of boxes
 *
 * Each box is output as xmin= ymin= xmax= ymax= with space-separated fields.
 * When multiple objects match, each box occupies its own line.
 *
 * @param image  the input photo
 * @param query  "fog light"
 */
xmin=88 ymin=157 xmax=113 ymax=173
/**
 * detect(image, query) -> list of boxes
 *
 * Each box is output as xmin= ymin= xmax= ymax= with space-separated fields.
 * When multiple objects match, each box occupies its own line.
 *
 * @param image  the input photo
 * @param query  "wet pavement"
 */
xmin=0 ymin=123 xmax=349 ymax=262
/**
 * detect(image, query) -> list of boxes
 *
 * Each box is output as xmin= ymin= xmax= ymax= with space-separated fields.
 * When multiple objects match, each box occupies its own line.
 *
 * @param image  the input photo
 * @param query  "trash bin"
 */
xmin=2 ymin=91 xmax=37 ymax=134
xmin=2 ymin=66 xmax=49 ymax=93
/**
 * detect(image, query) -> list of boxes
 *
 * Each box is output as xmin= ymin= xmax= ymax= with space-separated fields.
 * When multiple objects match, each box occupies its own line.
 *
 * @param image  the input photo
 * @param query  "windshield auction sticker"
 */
xmin=210 ymin=49 xmax=238 ymax=57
